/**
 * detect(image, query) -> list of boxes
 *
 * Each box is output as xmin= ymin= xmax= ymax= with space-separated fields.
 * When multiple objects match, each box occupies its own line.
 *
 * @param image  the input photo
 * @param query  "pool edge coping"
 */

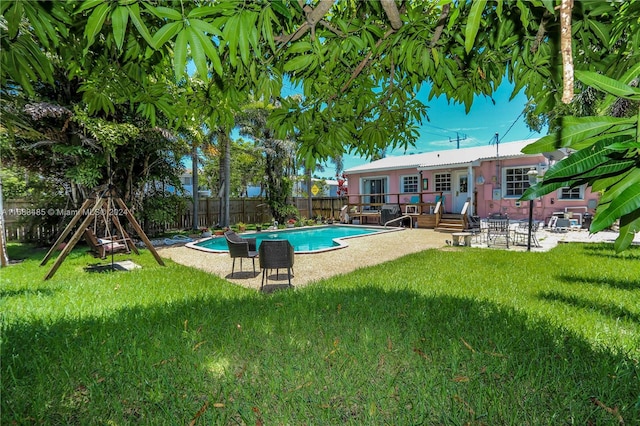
xmin=185 ymin=224 xmax=404 ymax=254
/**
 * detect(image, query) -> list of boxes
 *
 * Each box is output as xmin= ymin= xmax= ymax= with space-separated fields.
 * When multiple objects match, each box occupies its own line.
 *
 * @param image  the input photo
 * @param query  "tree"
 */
xmin=2 ymin=0 xmax=639 ymax=250
xmin=238 ymin=100 xmax=297 ymax=223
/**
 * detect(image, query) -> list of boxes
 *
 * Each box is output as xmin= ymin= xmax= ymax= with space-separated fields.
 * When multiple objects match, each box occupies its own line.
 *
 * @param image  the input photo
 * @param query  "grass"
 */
xmin=1 ymin=241 xmax=639 ymax=424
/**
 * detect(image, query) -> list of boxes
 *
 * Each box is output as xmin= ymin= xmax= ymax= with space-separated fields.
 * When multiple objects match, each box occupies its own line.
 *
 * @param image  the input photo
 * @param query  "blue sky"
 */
xmin=187 ymin=78 xmax=543 ymax=175
xmin=338 ymin=81 xmax=543 ymax=171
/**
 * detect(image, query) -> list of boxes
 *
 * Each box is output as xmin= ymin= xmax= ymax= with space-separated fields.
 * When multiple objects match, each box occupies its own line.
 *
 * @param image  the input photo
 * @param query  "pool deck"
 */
xmin=158 ymin=227 xmax=638 ymax=292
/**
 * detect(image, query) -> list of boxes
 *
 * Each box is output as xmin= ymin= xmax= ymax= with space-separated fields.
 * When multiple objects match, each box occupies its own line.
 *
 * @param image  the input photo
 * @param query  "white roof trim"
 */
xmin=344 ymin=139 xmax=542 ymax=174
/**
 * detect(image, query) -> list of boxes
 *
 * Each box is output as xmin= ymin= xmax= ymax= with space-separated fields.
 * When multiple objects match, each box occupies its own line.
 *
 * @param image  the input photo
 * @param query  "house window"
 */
xmin=181 ymin=176 xmax=192 ymax=186
xmin=504 ymin=167 xmax=532 ymax=197
xmin=559 ymin=186 xmax=584 ymax=200
xmin=401 ymin=175 xmax=419 ymax=193
xmin=434 ymin=173 xmax=451 ymax=192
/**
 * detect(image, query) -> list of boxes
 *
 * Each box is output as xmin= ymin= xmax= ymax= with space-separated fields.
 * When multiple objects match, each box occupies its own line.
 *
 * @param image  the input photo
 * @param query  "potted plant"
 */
xmin=237 ymin=222 xmax=246 ymax=232
xmin=213 ymin=226 xmax=225 ymax=236
xmin=286 ymin=218 xmax=296 ymax=228
xmin=255 ymin=223 xmax=262 ymax=232
xmin=200 ymin=227 xmax=212 ymax=237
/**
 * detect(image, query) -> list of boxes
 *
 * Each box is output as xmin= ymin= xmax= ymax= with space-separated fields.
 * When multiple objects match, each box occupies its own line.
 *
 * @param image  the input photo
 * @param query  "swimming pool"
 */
xmin=187 ymin=225 xmax=400 ymax=254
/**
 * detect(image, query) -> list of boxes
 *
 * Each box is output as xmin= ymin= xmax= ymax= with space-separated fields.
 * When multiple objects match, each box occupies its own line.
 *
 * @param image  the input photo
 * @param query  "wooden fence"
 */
xmin=3 ymin=197 xmax=348 ymax=242
xmin=159 ymin=196 xmax=346 ymax=231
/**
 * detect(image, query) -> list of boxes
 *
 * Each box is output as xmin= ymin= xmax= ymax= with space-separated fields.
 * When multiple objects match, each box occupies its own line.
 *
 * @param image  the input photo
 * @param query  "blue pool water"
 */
xmin=190 ymin=225 xmax=394 ymax=253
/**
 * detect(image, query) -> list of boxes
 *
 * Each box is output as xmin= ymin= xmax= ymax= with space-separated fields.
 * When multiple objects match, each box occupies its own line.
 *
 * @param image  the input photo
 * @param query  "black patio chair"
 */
xmin=258 ymin=239 xmax=294 ymax=289
xmin=224 ymin=230 xmax=258 ymax=277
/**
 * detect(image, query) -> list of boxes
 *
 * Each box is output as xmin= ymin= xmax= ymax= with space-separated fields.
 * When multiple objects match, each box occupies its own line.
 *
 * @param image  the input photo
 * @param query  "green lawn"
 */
xmin=1 ymin=242 xmax=639 ymax=424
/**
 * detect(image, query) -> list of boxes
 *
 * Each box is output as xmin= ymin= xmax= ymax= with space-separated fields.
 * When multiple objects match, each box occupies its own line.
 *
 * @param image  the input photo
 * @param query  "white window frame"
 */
xmin=400 ymin=175 xmax=419 ymax=193
xmin=434 ymin=172 xmax=451 ymax=192
xmin=558 ymin=186 xmax=585 ymax=200
xmin=502 ymin=166 xmax=533 ymax=198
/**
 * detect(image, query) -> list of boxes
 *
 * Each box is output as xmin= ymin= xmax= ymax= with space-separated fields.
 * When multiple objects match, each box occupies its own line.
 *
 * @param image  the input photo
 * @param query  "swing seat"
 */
xmin=84 ymin=229 xmax=129 ymax=259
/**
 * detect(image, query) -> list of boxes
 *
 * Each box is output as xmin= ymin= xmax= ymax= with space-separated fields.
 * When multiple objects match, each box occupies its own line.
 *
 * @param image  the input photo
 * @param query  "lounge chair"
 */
xmin=224 ymin=230 xmax=258 ymax=277
xmin=258 ymin=239 xmax=294 ymax=289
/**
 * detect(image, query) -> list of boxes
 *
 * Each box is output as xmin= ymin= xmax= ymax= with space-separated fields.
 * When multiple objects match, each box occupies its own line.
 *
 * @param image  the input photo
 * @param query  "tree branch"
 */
xmin=560 ymin=0 xmax=574 ymax=104
xmin=319 ymin=19 xmax=344 ymax=37
xmin=531 ymin=10 xmax=551 ymax=53
xmin=430 ymin=3 xmax=450 ymax=47
xmin=380 ymin=0 xmax=403 ymax=30
xmin=274 ymin=0 xmax=335 ymax=44
xmin=379 ymin=59 xmax=396 ymax=106
xmin=340 ymin=28 xmax=396 ymax=94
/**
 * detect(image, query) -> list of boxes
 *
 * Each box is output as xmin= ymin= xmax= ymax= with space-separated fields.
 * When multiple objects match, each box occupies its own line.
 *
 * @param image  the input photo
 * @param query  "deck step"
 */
xmin=435 ymin=216 xmax=465 ymax=233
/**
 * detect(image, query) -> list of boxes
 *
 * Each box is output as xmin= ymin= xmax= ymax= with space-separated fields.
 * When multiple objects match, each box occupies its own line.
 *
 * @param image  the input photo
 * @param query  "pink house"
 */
xmin=343 ymin=139 xmax=598 ymax=227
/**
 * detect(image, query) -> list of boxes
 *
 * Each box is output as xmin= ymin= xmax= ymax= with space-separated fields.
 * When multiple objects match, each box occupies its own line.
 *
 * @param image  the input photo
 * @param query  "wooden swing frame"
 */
xmin=40 ymin=186 xmax=164 ymax=280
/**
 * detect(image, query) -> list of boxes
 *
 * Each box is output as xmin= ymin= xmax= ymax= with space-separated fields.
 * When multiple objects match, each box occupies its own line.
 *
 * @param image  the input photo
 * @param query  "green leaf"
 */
xmin=588 ymin=19 xmax=610 ymax=48
xmin=22 ymin=3 xmax=52 ymax=47
xmin=261 ymin=7 xmax=277 ymax=52
xmin=283 ymin=55 xmax=314 ymax=72
xmin=223 ymin=14 xmax=240 ymax=67
xmin=465 ymin=0 xmax=487 ymax=53
xmin=5 ymin=1 xmax=22 ymax=39
xmin=271 ymin=0 xmax=291 ymax=19
xmin=431 ymin=47 xmax=439 ymax=68
xmin=127 ymin=3 xmax=154 ymax=46
xmin=190 ymin=25 xmax=223 ymax=77
xmin=153 ymin=6 xmax=183 ymax=21
xmin=189 ymin=18 xmax=223 ymax=37
xmin=111 ymin=6 xmax=129 ymax=50
xmin=288 ymin=41 xmax=313 ymax=54
xmin=186 ymin=27 xmax=208 ymax=80
xmin=614 ymin=210 xmax=640 ymax=252
xmin=598 ymin=167 xmax=640 ymax=205
xmin=521 ymin=180 xmax=570 ymax=201
xmin=84 ymin=2 xmax=110 ymax=48
xmin=75 ymin=0 xmax=105 ymax=14
xmin=238 ymin=12 xmax=251 ymax=66
xmin=591 ymin=177 xmax=640 ymax=233
xmin=174 ymin=29 xmax=188 ymax=80
xmin=558 ymin=116 xmax=636 ymax=148
xmin=543 ymin=141 xmax=614 ymax=181
xmin=187 ymin=6 xmax=218 ymax=19
xmin=576 ymin=70 xmax=640 ymax=100
xmin=578 ymin=159 xmax=636 ymax=180
xmin=521 ymin=134 xmax=560 ymax=154
xmin=152 ymin=21 xmax=183 ymax=49
xmin=591 ymin=169 xmax=632 ymax=192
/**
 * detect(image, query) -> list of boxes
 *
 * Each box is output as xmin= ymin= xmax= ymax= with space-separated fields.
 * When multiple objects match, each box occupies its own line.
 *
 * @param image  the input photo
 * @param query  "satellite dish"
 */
xmin=542 ymin=149 xmax=567 ymax=162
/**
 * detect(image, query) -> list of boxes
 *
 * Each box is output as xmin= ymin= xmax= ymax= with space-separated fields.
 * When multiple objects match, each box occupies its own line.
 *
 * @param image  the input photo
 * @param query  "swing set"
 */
xmin=40 ymin=185 xmax=164 ymax=280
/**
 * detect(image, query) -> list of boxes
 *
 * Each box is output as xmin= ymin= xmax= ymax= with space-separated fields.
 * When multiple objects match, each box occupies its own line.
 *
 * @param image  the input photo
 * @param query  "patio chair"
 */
xmin=486 ymin=218 xmax=510 ymax=248
xmin=512 ymin=221 xmax=540 ymax=247
xmin=259 ymin=239 xmax=294 ymax=289
xmin=224 ymin=230 xmax=258 ymax=277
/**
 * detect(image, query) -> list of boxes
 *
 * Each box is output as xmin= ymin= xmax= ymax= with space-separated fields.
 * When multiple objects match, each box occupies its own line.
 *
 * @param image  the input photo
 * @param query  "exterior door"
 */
xmin=365 ymin=178 xmax=386 ymax=209
xmin=453 ymin=172 xmax=468 ymax=213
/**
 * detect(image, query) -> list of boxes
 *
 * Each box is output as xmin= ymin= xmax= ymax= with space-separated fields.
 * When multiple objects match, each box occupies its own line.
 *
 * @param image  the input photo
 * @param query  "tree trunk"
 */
xmin=218 ymin=131 xmax=231 ymax=227
xmin=306 ymin=169 xmax=313 ymax=218
xmin=0 ymin=171 xmax=8 ymax=266
xmin=191 ymin=145 xmax=199 ymax=230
